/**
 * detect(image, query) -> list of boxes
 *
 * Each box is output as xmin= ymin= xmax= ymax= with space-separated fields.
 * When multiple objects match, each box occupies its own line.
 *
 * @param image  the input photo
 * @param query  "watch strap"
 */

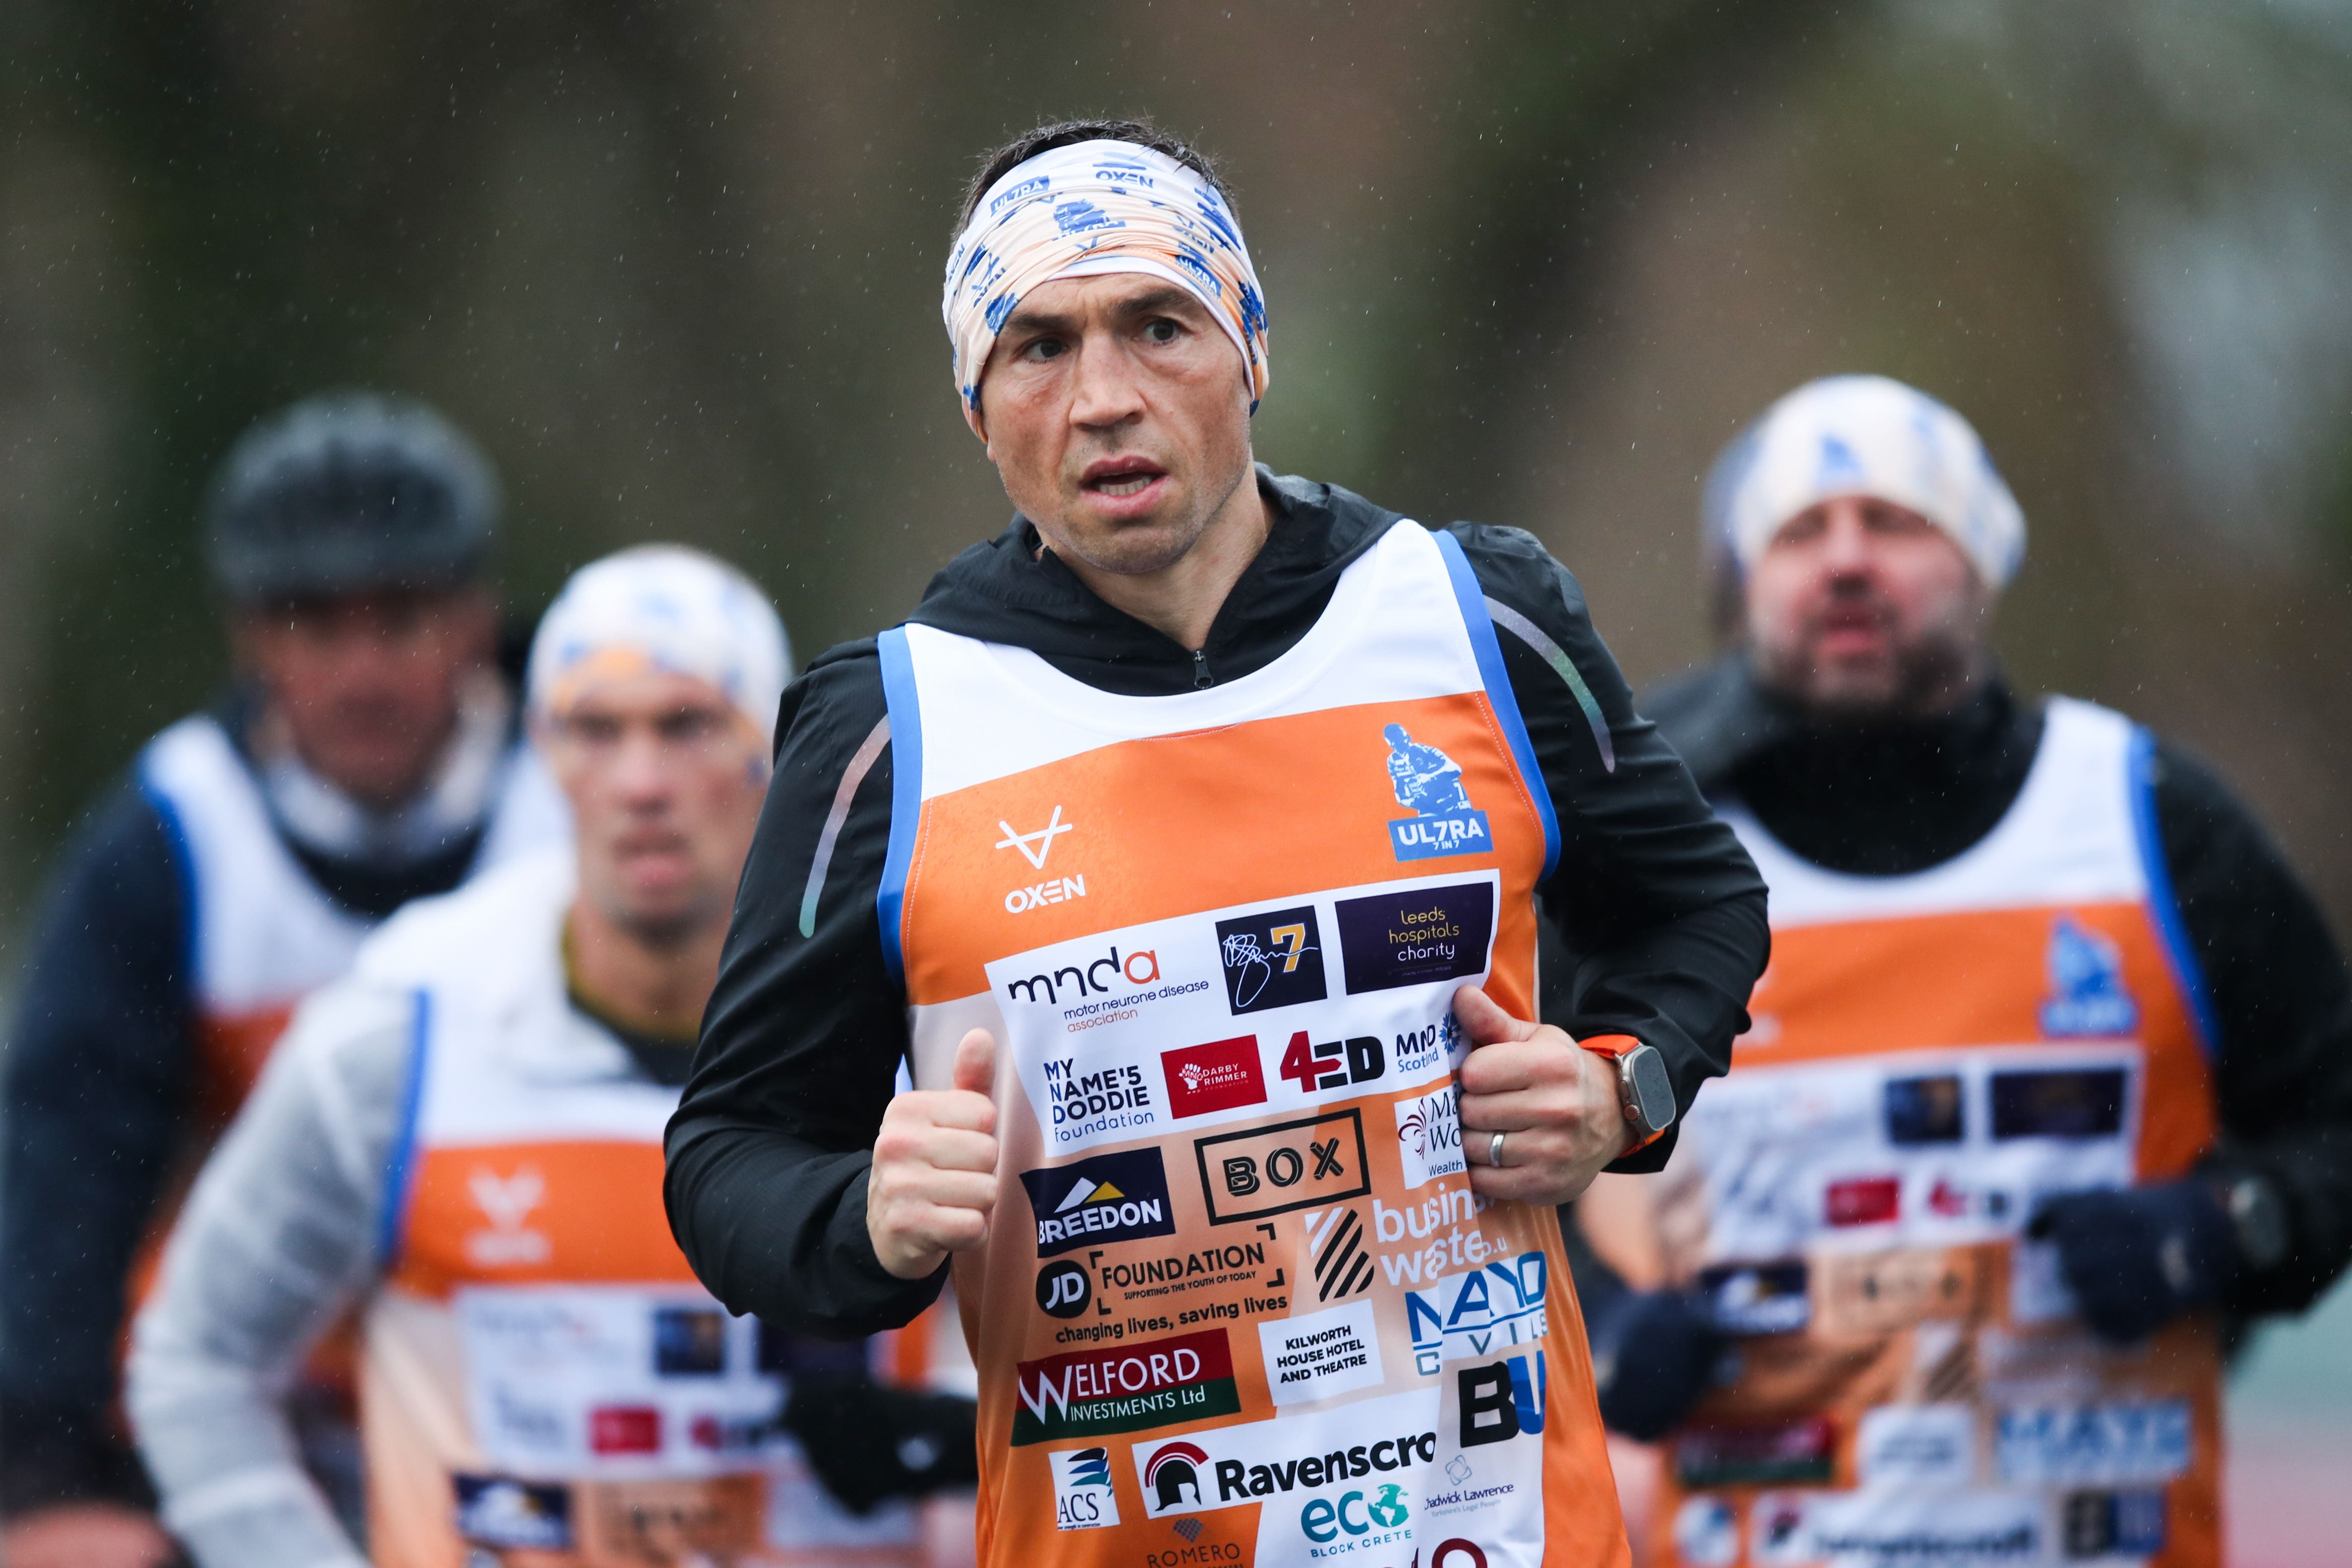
xmin=1578 ymin=1033 xmax=1669 ymax=1153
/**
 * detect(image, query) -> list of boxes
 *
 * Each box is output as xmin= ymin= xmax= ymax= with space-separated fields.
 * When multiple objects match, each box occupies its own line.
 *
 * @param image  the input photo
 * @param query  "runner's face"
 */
xmin=1745 ymin=494 xmax=1991 ymax=716
xmin=978 ymin=272 xmax=1254 ymax=577
xmin=233 ymin=586 xmax=494 ymax=809
xmin=539 ymin=672 xmax=768 ymax=947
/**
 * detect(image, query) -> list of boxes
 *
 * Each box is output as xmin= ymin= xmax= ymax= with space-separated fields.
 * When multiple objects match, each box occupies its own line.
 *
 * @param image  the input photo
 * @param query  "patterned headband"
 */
xmin=941 ymin=139 xmax=1269 ymax=437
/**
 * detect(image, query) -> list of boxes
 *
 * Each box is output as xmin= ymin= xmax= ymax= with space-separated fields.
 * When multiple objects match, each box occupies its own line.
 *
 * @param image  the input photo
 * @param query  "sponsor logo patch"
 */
xmin=1049 ymin=1446 xmax=1121 ymax=1531
xmin=1037 ymin=1260 xmax=1094 ymax=1319
xmin=1813 ymin=1246 xmax=1985 ymax=1338
xmin=1335 ymin=882 xmax=1494 ymax=995
xmin=1013 ymin=1329 xmax=1241 ymax=1446
xmin=1674 ymin=1497 xmax=1740 ymax=1568
xmin=1405 ymin=1252 xmax=1549 ymax=1376
xmin=1858 ymin=1403 xmax=1977 ymax=1487
xmin=1456 ymin=1355 xmax=1544 ymax=1448
xmin=1395 ymin=1086 xmax=1466 ymax=1187
xmin=1305 ymin=1208 xmax=1374 ymax=1302
xmin=2040 ymin=915 xmax=2140 ymax=1037
xmin=1260 ymin=1299 xmax=1386 ymax=1406
xmin=2062 ymin=1488 xmax=2167 ymax=1558
xmin=1275 ymin=1031 xmax=1387 ymax=1097
xmin=454 ymin=1474 xmax=573 ymax=1550
xmin=1673 ymin=1419 xmax=1836 ymax=1488
xmin=1163 ymin=1036 xmax=1269 ymax=1118
xmin=1217 ymin=906 xmax=1328 ymax=1015
xmin=1824 ymin=1174 xmax=1901 ymax=1227
xmin=1990 ymin=1067 xmax=2127 ymax=1139
xmin=1995 ymin=1399 xmax=2192 ymax=1485
xmin=1382 ymin=725 xmax=1493 ymax=861
xmin=1022 ymin=1149 xmax=1178 ymax=1256
xmin=1885 ymin=1073 xmax=1965 ymax=1145
xmin=1195 ymin=1110 xmax=1370 ymax=1224
xmin=1697 ymin=1260 xmax=1810 ymax=1336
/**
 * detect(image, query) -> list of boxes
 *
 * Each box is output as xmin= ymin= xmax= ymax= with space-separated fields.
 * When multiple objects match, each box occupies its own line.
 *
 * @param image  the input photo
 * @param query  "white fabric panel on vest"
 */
xmin=1720 ymin=697 xmax=2145 ymax=929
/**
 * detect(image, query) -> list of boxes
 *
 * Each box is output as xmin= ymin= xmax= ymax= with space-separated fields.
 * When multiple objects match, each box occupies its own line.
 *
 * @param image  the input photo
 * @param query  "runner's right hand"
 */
xmin=867 ymin=1027 xmax=1001 ymax=1279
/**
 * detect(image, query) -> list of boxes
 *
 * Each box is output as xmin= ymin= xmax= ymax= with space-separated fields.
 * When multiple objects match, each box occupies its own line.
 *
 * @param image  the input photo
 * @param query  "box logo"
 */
xmin=1022 ymin=1149 xmax=1177 ymax=1256
xmin=1162 ymin=1036 xmax=1268 ymax=1118
xmin=1049 ymin=1446 xmax=1121 ymax=1531
xmin=1013 ymin=1329 xmax=1240 ymax=1446
xmin=1382 ymin=724 xmax=1494 ymax=861
xmin=1217 ymin=906 xmax=1328 ymax=1015
xmin=1336 ymin=882 xmax=1494 ymax=995
xmin=1194 ymin=1110 xmax=1371 ymax=1224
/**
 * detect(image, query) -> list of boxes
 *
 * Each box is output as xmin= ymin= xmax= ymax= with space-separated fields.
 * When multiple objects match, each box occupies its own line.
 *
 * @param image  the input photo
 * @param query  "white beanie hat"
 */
xmin=528 ymin=545 xmax=792 ymax=744
xmin=1704 ymin=375 xmax=2026 ymax=588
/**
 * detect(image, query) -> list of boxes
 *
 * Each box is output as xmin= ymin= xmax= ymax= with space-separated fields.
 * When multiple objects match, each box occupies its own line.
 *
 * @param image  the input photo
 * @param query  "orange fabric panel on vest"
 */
xmin=391 ymin=1141 xmax=700 ymax=1301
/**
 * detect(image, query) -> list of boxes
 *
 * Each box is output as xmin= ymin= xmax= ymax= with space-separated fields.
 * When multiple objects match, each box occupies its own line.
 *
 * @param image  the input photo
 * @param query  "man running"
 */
xmin=130 ymin=546 xmax=977 ymax=1566
xmin=1580 ymin=375 xmax=2352 ymax=1567
xmin=1 ymin=392 xmax=566 ymax=1568
xmin=668 ymin=119 xmax=1769 ymax=1568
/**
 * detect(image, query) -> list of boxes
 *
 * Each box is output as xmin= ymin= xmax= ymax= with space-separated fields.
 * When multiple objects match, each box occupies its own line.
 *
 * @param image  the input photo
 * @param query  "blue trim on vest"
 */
xmin=874 ymin=628 xmax=923 ymax=990
xmin=135 ymin=756 xmax=203 ymax=984
xmin=2128 ymin=726 xmax=2219 ymax=1058
xmin=1432 ymin=530 xmax=1562 ymax=883
xmin=378 ymin=987 xmax=432 ymax=1267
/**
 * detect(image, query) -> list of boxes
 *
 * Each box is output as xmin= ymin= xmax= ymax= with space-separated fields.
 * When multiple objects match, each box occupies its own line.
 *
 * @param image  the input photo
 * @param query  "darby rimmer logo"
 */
xmin=1021 ymin=1148 xmax=1178 ymax=1256
xmin=1162 ymin=1036 xmax=1268 ymax=1118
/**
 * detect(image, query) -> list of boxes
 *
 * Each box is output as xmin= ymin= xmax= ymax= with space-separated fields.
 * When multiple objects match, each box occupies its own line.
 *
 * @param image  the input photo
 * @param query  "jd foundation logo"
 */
xmin=1383 ymin=724 xmax=1492 ymax=862
xmin=1022 ymin=1149 xmax=1178 ymax=1256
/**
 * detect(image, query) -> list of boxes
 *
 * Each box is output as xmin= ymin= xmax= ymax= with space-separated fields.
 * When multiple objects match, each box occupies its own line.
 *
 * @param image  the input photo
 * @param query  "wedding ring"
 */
xmin=1489 ymin=1130 xmax=1506 ymax=1168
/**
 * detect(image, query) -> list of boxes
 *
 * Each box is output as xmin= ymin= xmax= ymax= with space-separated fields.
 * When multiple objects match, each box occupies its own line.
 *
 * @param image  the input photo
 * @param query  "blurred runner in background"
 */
xmin=129 ymin=545 xmax=979 ymax=1568
xmin=1577 ymin=375 xmax=2352 ymax=1567
xmin=0 ymin=392 xmax=569 ymax=1568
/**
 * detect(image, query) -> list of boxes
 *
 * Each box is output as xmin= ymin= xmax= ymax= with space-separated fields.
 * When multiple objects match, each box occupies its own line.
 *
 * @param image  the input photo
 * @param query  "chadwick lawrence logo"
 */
xmin=998 ymin=804 xmax=1085 ymax=914
xmin=1162 ymin=1036 xmax=1268 ymax=1118
xmin=465 ymin=1166 xmax=551 ymax=1266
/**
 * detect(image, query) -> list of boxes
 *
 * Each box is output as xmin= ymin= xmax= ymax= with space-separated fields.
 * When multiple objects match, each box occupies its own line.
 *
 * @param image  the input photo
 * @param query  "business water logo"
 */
xmin=1395 ymin=1086 xmax=1465 ymax=1188
xmin=1013 ymin=1329 xmax=1241 ymax=1445
xmin=1049 ymin=1447 xmax=1121 ymax=1531
xmin=1162 ymin=1036 xmax=1269 ymax=1118
xmin=1022 ymin=1149 xmax=1177 ymax=1256
xmin=1382 ymin=724 xmax=1493 ymax=862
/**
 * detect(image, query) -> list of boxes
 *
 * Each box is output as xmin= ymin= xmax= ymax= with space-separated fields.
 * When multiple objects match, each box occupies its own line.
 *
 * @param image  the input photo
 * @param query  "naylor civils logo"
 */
xmin=1382 ymin=724 xmax=1493 ymax=861
xmin=1162 ymin=1036 xmax=1268 ymax=1118
xmin=1011 ymin=1328 xmax=1241 ymax=1446
xmin=1021 ymin=1149 xmax=1178 ymax=1256
xmin=1216 ymin=906 xmax=1328 ymax=1015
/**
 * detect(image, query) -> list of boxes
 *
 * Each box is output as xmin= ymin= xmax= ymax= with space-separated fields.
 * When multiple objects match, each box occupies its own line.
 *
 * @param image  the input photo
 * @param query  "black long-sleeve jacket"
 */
xmin=666 ymin=469 xmax=1771 ymax=1337
xmin=1640 ymin=656 xmax=2352 ymax=1317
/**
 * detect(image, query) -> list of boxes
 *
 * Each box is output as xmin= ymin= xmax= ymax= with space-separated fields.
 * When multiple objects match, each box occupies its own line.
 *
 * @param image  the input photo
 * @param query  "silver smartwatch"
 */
xmin=1585 ymin=1035 xmax=1677 ymax=1141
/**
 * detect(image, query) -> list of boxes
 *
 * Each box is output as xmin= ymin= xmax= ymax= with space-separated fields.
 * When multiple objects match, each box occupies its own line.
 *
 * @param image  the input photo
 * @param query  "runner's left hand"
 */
xmin=1452 ymin=985 xmax=1634 ymax=1206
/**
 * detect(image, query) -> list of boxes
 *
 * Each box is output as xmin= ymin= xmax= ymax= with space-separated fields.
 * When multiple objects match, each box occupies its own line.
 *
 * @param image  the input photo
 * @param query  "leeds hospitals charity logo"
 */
xmin=1382 ymin=724 xmax=1493 ymax=862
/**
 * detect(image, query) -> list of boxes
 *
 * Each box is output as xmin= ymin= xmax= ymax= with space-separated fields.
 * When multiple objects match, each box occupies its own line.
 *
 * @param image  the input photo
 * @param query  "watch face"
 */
xmin=1626 ymin=1046 xmax=1676 ymax=1133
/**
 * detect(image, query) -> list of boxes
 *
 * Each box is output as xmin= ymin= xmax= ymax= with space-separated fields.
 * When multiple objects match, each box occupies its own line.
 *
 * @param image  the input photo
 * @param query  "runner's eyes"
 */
xmin=1143 ymin=319 xmax=1179 ymax=344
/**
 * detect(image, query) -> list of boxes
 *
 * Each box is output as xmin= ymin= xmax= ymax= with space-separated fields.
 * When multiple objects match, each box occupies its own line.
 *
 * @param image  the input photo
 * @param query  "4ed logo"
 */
xmin=1217 ymin=906 xmax=1328 ymax=1015
xmin=1195 ymin=1110 xmax=1370 ymax=1225
xmin=1383 ymin=724 xmax=1492 ymax=862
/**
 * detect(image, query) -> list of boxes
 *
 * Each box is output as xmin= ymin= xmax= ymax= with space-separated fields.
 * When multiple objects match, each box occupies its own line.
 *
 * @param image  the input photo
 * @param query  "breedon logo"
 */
xmin=1020 ymin=1149 xmax=1178 ymax=1257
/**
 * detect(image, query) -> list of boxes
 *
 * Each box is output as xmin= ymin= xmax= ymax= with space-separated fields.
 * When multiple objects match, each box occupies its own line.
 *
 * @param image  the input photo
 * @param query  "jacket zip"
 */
xmin=1191 ymin=648 xmax=1214 ymax=689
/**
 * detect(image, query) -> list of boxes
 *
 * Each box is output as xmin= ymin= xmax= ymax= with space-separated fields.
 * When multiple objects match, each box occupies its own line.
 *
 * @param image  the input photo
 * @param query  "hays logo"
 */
xmin=1022 ymin=1149 xmax=1178 ymax=1256
xmin=1217 ymin=907 xmax=1328 ymax=1015
xmin=1394 ymin=1086 xmax=1465 ymax=1188
xmin=2040 ymin=915 xmax=2139 ymax=1037
xmin=1004 ymin=946 xmax=1160 ymax=1007
xmin=1162 ymin=1036 xmax=1269 ymax=1117
xmin=1049 ymin=1447 xmax=1121 ymax=1531
xmin=1383 ymin=724 xmax=1492 ymax=862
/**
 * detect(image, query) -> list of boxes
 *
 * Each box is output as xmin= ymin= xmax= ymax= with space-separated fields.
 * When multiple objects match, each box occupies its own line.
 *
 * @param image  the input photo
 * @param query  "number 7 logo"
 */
xmin=1270 ymin=924 xmax=1310 ymax=973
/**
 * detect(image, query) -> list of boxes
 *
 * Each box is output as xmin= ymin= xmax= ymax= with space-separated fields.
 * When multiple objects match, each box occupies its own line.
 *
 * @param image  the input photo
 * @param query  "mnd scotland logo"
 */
xmin=1382 ymin=723 xmax=1492 ymax=862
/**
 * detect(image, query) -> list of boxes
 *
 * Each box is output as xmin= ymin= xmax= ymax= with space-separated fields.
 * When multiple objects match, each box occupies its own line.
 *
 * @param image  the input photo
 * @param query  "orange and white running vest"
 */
xmin=879 ymin=519 xmax=1626 ymax=1568
xmin=138 ymin=712 xmax=566 ymax=1116
xmin=366 ymin=852 xmax=930 ymax=1568
xmin=1641 ymin=697 xmax=2221 ymax=1568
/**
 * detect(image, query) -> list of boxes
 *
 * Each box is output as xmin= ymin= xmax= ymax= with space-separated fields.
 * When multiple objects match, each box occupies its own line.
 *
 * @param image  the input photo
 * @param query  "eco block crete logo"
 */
xmin=1382 ymin=724 xmax=1492 ymax=861
xmin=1012 ymin=1329 xmax=1241 ymax=1446
xmin=1022 ymin=1149 xmax=1178 ymax=1256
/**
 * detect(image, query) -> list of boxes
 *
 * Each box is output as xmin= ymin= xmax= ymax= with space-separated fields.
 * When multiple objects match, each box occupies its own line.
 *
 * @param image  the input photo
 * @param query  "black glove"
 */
xmin=1587 ymin=1288 xmax=1726 ymax=1442
xmin=782 ymin=1373 xmax=980 ymax=1514
xmin=2028 ymin=1179 xmax=2241 ymax=1346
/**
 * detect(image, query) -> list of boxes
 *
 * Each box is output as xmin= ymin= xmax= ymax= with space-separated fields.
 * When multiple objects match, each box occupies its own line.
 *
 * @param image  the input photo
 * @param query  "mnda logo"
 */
xmin=1005 ymin=946 xmax=1161 ymax=1006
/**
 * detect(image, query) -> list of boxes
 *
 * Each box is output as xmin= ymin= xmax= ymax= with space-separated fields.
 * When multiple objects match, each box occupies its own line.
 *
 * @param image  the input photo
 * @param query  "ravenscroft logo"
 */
xmin=1217 ymin=906 xmax=1328 ymax=1015
xmin=1012 ymin=1329 xmax=1241 ymax=1445
xmin=1335 ymin=882 xmax=1495 ymax=996
xmin=1382 ymin=724 xmax=1493 ymax=862
xmin=1194 ymin=1110 xmax=1371 ymax=1225
xmin=465 ymin=1165 xmax=552 ymax=1266
xmin=1021 ymin=1149 xmax=1177 ymax=1256
xmin=1049 ymin=1447 xmax=1121 ymax=1531
xmin=997 ymin=805 xmax=1074 ymax=869
xmin=1405 ymin=1253 xmax=1549 ymax=1375
xmin=1394 ymin=1085 xmax=1465 ymax=1188
xmin=1162 ymin=1036 xmax=1268 ymax=1118
xmin=1139 ymin=1441 xmax=1212 ymax=1516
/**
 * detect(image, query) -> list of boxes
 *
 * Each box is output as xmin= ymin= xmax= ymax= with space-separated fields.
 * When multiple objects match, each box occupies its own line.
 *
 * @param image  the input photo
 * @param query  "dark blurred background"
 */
xmin=3 ymin=0 xmax=2350 ymax=1555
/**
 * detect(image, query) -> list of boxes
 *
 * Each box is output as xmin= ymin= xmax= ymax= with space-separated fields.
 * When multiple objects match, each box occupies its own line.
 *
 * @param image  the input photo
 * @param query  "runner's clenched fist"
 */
xmin=868 ymin=1027 xmax=1001 ymax=1279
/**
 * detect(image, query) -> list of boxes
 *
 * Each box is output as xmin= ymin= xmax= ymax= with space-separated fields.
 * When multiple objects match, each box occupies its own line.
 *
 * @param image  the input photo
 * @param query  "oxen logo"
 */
xmin=465 ymin=1166 xmax=552 ymax=1267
